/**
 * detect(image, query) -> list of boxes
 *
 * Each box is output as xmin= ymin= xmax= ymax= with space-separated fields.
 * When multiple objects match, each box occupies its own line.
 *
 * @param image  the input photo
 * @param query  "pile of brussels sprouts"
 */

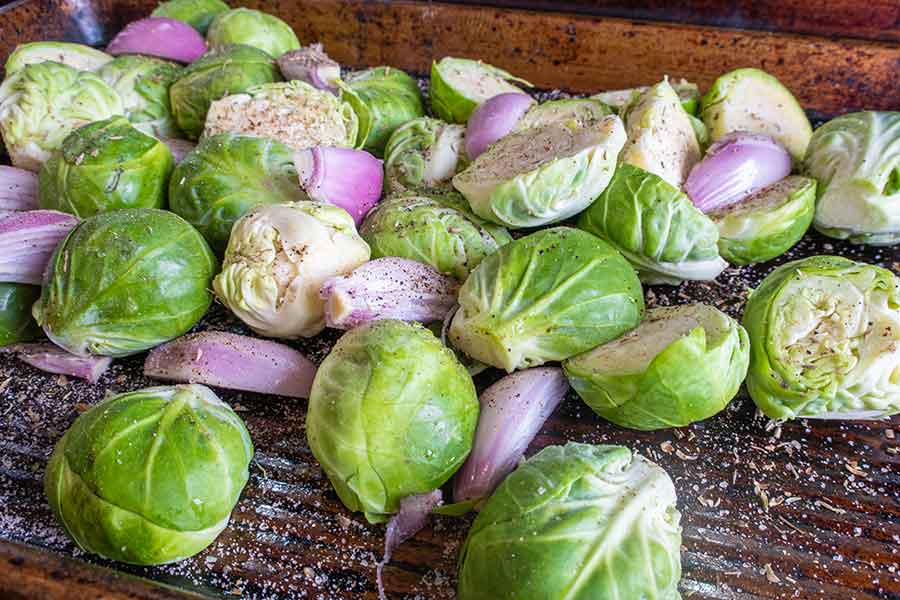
xmin=0 ymin=0 xmax=898 ymax=597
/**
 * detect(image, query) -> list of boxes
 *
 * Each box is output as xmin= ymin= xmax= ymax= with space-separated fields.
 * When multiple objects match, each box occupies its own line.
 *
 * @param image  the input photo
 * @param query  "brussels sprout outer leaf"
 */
xmin=430 ymin=57 xmax=531 ymax=124
xmin=4 ymin=42 xmax=112 ymax=74
xmin=98 ymin=55 xmax=183 ymax=139
xmin=383 ymin=117 xmax=466 ymax=195
xmin=512 ymin=97 xmax=613 ymax=132
xmin=206 ymin=8 xmax=300 ymax=57
xmin=151 ymin=0 xmax=230 ymax=34
xmin=0 ymin=283 xmax=41 ymax=346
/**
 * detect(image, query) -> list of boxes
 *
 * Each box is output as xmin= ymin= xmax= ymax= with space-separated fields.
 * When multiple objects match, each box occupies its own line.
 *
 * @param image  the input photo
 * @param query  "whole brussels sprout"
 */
xmin=169 ymin=133 xmax=307 ymax=252
xmin=458 ymin=442 xmax=682 ymax=600
xmin=0 ymin=62 xmax=124 ymax=171
xmin=577 ymin=163 xmax=727 ymax=284
xmin=564 ymin=303 xmax=749 ymax=430
xmin=512 ymin=97 xmax=613 ymax=132
xmin=98 ymin=55 xmax=182 ymax=138
xmin=206 ymin=8 xmax=300 ymax=57
xmin=449 ymin=227 xmax=644 ymax=372
xmin=38 ymin=117 xmax=174 ymax=218
xmin=743 ymin=256 xmax=900 ymax=420
xmin=430 ymin=57 xmax=530 ymax=124
xmin=152 ymin=0 xmax=230 ymax=34
xmin=5 ymin=42 xmax=112 ymax=75
xmin=307 ymin=320 xmax=478 ymax=522
xmin=34 ymin=209 xmax=216 ymax=357
xmin=45 ymin=384 xmax=253 ymax=565
xmin=361 ymin=191 xmax=512 ymax=280
xmin=805 ymin=111 xmax=900 ymax=245
xmin=169 ymin=45 xmax=281 ymax=140
xmin=0 ymin=283 xmax=41 ymax=346
xmin=382 ymin=117 xmax=466 ymax=194
xmin=214 ymin=201 xmax=370 ymax=338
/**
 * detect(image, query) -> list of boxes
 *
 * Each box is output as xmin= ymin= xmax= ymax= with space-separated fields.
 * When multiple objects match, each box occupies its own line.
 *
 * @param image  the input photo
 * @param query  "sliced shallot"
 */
xmin=377 ymin=490 xmax=443 ymax=600
xmin=0 ymin=166 xmax=39 ymax=214
xmin=464 ymin=92 xmax=535 ymax=159
xmin=3 ymin=343 xmax=111 ymax=383
xmin=0 ymin=210 xmax=79 ymax=285
xmin=106 ymin=17 xmax=207 ymax=64
xmin=294 ymin=147 xmax=384 ymax=225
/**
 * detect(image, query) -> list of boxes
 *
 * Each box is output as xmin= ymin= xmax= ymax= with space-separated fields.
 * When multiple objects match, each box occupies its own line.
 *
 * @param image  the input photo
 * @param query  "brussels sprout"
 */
xmin=0 ymin=283 xmax=41 ymax=346
xmin=449 ymin=227 xmax=644 ymax=372
xmin=203 ymin=81 xmax=358 ymax=152
xmin=0 ymin=62 xmax=124 ymax=171
xmin=743 ymin=256 xmax=900 ymax=420
xmin=452 ymin=115 xmax=625 ymax=228
xmin=564 ymin=304 xmax=749 ymax=430
xmin=361 ymin=191 xmax=512 ymax=280
xmin=577 ymin=163 xmax=727 ymax=284
xmin=98 ymin=55 xmax=182 ymax=138
xmin=513 ymin=97 xmax=613 ymax=132
xmin=593 ymin=78 xmax=699 ymax=115
xmin=4 ymin=42 xmax=112 ymax=75
xmin=206 ymin=8 xmax=300 ymax=57
xmin=688 ymin=112 xmax=709 ymax=147
xmin=38 ymin=117 xmax=173 ymax=218
xmin=214 ymin=201 xmax=370 ymax=338
xmin=340 ymin=66 xmax=425 ymax=156
xmin=382 ymin=117 xmax=466 ymax=194
xmin=711 ymin=175 xmax=816 ymax=265
xmin=430 ymin=57 xmax=531 ymax=124
xmin=457 ymin=442 xmax=681 ymax=600
xmin=34 ymin=209 xmax=216 ymax=357
xmin=805 ymin=111 xmax=900 ymax=245
xmin=152 ymin=0 xmax=230 ymax=34
xmin=169 ymin=45 xmax=281 ymax=140
xmin=701 ymin=68 xmax=812 ymax=161
xmin=45 ymin=384 xmax=252 ymax=565
xmin=169 ymin=133 xmax=307 ymax=251
xmin=307 ymin=320 xmax=478 ymax=522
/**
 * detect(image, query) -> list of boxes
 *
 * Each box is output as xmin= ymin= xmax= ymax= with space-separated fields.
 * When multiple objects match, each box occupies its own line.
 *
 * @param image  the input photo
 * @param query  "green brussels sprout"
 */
xmin=206 ymin=8 xmax=300 ymax=57
xmin=512 ymin=97 xmax=613 ymax=131
xmin=382 ymin=117 xmax=466 ymax=194
xmin=0 ymin=62 xmax=124 ymax=171
xmin=688 ymin=112 xmax=709 ymax=147
xmin=711 ymin=175 xmax=816 ymax=265
xmin=4 ymin=42 xmax=112 ymax=75
xmin=361 ymin=191 xmax=512 ymax=280
xmin=430 ymin=57 xmax=531 ymax=124
xmin=564 ymin=303 xmax=749 ymax=430
xmin=45 ymin=384 xmax=252 ymax=565
xmin=0 ymin=283 xmax=41 ymax=346
xmin=339 ymin=66 xmax=425 ymax=156
xmin=152 ymin=0 xmax=230 ymax=34
xmin=168 ymin=45 xmax=281 ymax=140
xmin=743 ymin=256 xmax=900 ymax=420
xmin=577 ymin=163 xmax=727 ymax=285
xmin=307 ymin=320 xmax=478 ymax=522
xmin=169 ymin=133 xmax=307 ymax=252
xmin=452 ymin=116 xmax=626 ymax=228
xmin=98 ymin=55 xmax=182 ymax=138
xmin=34 ymin=209 xmax=216 ymax=357
xmin=449 ymin=227 xmax=644 ymax=372
xmin=38 ymin=117 xmax=174 ymax=218
xmin=805 ymin=111 xmax=900 ymax=245
xmin=593 ymin=78 xmax=699 ymax=115
xmin=458 ymin=442 xmax=681 ymax=600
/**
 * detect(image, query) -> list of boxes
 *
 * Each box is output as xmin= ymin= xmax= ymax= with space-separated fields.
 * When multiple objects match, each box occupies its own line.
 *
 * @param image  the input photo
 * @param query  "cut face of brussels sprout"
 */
xmin=578 ymin=163 xmax=727 ymax=285
xmin=743 ymin=256 xmax=900 ymax=420
xmin=151 ymin=0 xmax=230 ymax=34
xmin=306 ymin=320 xmax=479 ymax=522
xmin=383 ymin=117 xmax=466 ymax=194
xmin=4 ymin=42 xmax=112 ymax=75
xmin=512 ymin=97 xmax=613 ymax=132
xmin=711 ymin=175 xmax=816 ymax=265
xmin=564 ymin=304 xmax=749 ymax=430
xmin=452 ymin=115 xmax=625 ymax=228
xmin=98 ymin=55 xmax=182 ymax=138
xmin=45 ymin=384 xmax=252 ymax=565
xmin=0 ymin=283 xmax=41 ymax=346
xmin=593 ymin=78 xmax=699 ymax=115
xmin=701 ymin=68 xmax=812 ymax=160
xmin=457 ymin=442 xmax=681 ymax=600
xmin=449 ymin=227 xmax=644 ymax=372
xmin=430 ymin=57 xmax=531 ymax=124
xmin=206 ymin=8 xmax=300 ymax=57
xmin=805 ymin=111 xmax=900 ymax=246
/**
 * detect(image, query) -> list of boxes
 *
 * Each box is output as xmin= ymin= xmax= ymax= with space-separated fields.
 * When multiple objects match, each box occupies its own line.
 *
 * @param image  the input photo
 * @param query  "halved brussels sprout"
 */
xmin=430 ymin=57 xmax=531 ymax=124
xmin=45 ymin=384 xmax=252 ymax=565
xmin=206 ymin=8 xmax=300 ymax=57
xmin=98 ymin=55 xmax=182 ymax=138
xmin=169 ymin=44 xmax=281 ymax=140
xmin=169 ymin=133 xmax=308 ymax=252
xmin=564 ymin=303 xmax=749 ymax=430
xmin=0 ymin=283 xmax=41 ymax=346
xmin=805 ymin=111 xmax=900 ymax=245
xmin=449 ymin=227 xmax=644 ymax=372
xmin=458 ymin=442 xmax=681 ymax=600
xmin=360 ymin=191 xmax=512 ymax=280
xmin=34 ymin=208 xmax=216 ymax=357
xmin=307 ymin=319 xmax=479 ymax=522
xmin=701 ymin=68 xmax=812 ymax=161
xmin=577 ymin=163 xmax=727 ymax=284
xmin=0 ymin=62 xmax=124 ymax=171
xmin=593 ymin=78 xmax=699 ymax=115
xmin=382 ymin=117 xmax=466 ymax=194
xmin=711 ymin=175 xmax=816 ymax=265
xmin=203 ymin=81 xmax=358 ymax=151
xmin=4 ymin=42 xmax=112 ymax=75
xmin=151 ymin=0 xmax=230 ymax=34
xmin=743 ymin=256 xmax=900 ymax=420
xmin=38 ymin=117 xmax=173 ymax=218
xmin=512 ymin=97 xmax=613 ymax=131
